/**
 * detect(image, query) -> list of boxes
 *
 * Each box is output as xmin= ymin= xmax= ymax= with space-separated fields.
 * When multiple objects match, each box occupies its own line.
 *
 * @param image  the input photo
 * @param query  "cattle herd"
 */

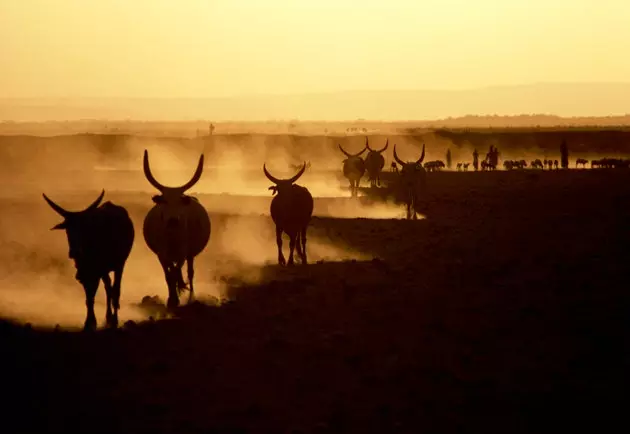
xmin=41 ymin=139 xmax=629 ymax=330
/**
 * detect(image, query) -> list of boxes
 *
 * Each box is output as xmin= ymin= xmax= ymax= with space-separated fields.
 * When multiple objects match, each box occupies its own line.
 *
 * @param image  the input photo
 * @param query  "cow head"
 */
xmin=42 ymin=189 xmax=105 ymax=287
xmin=338 ymin=142 xmax=368 ymax=163
xmin=143 ymin=149 xmax=204 ymax=227
xmin=366 ymin=137 xmax=388 ymax=155
xmin=393 ymin=143 xmax=426 ymax=187
xmin=263 ymin=162 xmax=307 ymax=196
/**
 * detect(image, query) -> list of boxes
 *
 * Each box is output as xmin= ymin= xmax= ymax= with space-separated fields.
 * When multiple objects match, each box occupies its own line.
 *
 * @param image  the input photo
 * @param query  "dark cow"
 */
xmin=338 ymin=142 xmax=368 ymax=197
xmin=43 ymin=190 xmax=134 ymax=331
xmin=365 ymin=137 xmax=388 ymax=187
xmin=143 ymin=150 xmax=211 ymax=308
xmin=264 ymin=162 xmax=313 ymax=266
xmin=393 ymin=144 xmax=427 ymax=220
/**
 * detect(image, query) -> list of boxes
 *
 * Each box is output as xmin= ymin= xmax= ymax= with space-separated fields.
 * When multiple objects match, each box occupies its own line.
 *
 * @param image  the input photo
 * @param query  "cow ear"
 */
xmin=51 ymin=222 xmax=66 ymax=230
xmin=152 ymin=195 xmax=164 ymax=204
xmin=181 ymin=196 xmax=192 ymax=205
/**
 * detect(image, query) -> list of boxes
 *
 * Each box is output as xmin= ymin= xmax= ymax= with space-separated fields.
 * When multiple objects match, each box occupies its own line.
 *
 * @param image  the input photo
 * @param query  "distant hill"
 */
xmin=1 ymin=82 xmax=630 ymax=122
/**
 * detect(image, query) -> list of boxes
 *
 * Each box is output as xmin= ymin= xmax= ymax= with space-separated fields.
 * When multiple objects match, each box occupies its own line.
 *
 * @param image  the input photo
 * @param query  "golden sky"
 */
xmin=1 ymin=0 xmax=629 ymax=98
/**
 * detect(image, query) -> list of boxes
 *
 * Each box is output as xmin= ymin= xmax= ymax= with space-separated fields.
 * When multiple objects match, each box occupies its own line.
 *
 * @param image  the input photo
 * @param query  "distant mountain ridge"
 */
xmin=1 ymin=82 xmax=630 ymax=122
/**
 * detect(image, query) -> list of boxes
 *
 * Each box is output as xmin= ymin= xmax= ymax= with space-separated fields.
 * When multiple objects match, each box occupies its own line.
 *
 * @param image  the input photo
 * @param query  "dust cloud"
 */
xmin=0 ymin=133 xmax=399 ymax=329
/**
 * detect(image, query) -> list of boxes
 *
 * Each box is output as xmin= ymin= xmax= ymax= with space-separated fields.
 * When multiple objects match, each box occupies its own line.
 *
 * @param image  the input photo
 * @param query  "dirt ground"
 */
xmin=2 ymin=168 xmax=629 ymax=434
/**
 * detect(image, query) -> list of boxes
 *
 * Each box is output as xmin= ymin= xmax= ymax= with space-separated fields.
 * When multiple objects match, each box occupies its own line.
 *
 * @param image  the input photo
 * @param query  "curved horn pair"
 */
xmin=143 ymin=149 xmax=204 ymax=193
xmin=43 ymin=190 xmax=105 ymax=218
xmin=338 ymin=143 xmax=368 ymax=159
xmin=366 ymin=137 xmax=389 ymax=153
xmin=393 ymin=144 xmax=426 ymax=166
xmin=263 ymin=162 xmax=307 ymax=185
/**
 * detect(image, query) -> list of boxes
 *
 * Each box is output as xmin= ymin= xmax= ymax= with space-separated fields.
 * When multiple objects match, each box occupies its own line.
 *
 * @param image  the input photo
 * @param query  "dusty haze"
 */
xmin=0 ymin=133 xmax=416 ymax=328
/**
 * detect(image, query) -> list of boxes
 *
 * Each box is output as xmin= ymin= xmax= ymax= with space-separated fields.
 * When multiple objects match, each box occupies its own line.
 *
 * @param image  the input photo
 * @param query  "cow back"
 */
xmin=270 ymin=185 xmax=313 ymax=234
xmin=73 ymin=202 xmax=135 ymax=279
xmin=343 ymin=157 xmax=366 ymax=180
xmin=365 ymin=152 xmax=385 ymax=178
xmin=143 ymin=199 xmax=211 ymax=262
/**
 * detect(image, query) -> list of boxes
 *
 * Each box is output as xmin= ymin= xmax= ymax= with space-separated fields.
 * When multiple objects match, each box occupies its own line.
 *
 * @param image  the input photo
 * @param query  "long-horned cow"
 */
xmin=264 ymin=163 xmax=313 ymax=266
xmin=393 ymin=144 xmax=427 ymax=220
xmin=338 ymin=142 xmax=368 ymax=197
xmin=43 ymin=190 xmax=134 ymax=331
xmin=365 ymin=137 xmax=388 ymax=187
xmin=142 ymin=150 xmax=211 ymax=308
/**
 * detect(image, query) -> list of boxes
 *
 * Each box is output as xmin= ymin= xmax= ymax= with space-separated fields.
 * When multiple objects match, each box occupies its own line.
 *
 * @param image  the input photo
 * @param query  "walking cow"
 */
xmin=263 ymin=162 xmax=314 ymax=266
xmin=393 ymin=144 xmax=427 ymax=220
xmin=142 ymin=150 xmax=211 ymax=308
xmin=43 ymin=190 xmax=134 ymax=331
xmin=365 ymin=137 xmax=388 ymax=187
xmin=338 ymin=142 xmax=368 ymax=197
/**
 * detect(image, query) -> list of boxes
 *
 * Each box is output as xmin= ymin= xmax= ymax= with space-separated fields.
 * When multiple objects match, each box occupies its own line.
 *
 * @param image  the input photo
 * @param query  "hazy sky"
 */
xmin=1 ymin=0 xmax=629 ymax=98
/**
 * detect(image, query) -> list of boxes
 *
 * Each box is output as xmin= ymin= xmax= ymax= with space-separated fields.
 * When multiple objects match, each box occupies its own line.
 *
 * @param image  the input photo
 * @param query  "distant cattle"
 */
xmin=339 ymin=142 xmax=368 ymax=197
xmin=43 ymin=190 xmax=134 ymax=331
xmin=424 ymin=160 xmax=445 ymax=172
xmin=365 ymin=137 xmax=388 ymax=187
xmin=393 ymin=144 xmax=427 ymax=220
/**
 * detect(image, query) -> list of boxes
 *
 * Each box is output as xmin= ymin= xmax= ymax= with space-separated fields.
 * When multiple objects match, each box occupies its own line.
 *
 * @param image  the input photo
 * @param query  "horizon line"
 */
xmin=3 ymin=81 xmax=630 ymax=100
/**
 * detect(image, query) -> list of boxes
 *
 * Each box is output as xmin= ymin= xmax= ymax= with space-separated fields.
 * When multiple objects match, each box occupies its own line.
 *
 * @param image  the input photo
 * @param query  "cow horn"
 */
xmin=365 ymin=136 xmax=373 ymax=152
xmin=287 ymin=162 xmax=307 ymax=184
xmin=42 ymin=193 xmax=70 ymax=218
xmin=178 ymin=154 xmax=204 ymax=193
xmin=42 ymin=189 xmax=104 ymax=217
xmin=263 ymin=164 xmax=281 ymax=185
xmin=143 ymin=150 xmax=204 ymax=193
xmin=416 ymin=143 xmax=426 ymax=164
xmin=338 ymin=143 xmax=366 ymax=158
xmin=263 ymin=162 xmax=307 ymax=185
xmin=143 ymin=150 xmax=166 ymax=192
xmin=393 ymin=144 xmax=406 ymax=167
xmin=377 ymin=139 xmax=389 ymax=153
xmin=84 ymin=189 xmax=105 ymax=212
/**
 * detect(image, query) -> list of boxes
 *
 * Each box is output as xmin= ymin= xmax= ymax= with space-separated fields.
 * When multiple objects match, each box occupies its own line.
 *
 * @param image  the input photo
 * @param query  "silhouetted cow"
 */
xmin=143 ymin=150 xmax=211 ymax=308
xmin=43 ymin=190 xmax=134 ymax=331
xmin=264 ymin=162 xmax=313 ymax=266
xmin=338 ymin=142 xmax=367 ymax=197
xmin=365 ymin=137 xmax=388 ymax=187
xmin=393 ymin=144 xmax=427 ymax=220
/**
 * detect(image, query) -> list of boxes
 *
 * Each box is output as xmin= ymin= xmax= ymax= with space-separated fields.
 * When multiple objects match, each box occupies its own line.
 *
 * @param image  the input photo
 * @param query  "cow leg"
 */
xmin=110 ymin=267 xmax=124 ymax=327
xmin=300 ymin=227 xmax=308 ymax=264
xmin=159 ymin=257 xmax=179 ymax=309
xmin=295 ymin=231 xmax=304 ymax=260
xmin=176 ymin=260 xmax=187 ymax=292
xmin=186 ymin=257 xmax=195 ymax=304
xmin=83 ymin=279 xmax=99 ymax=332
xmin=102 ymin=273 xmax=115 ymax=327
xmin=288 ymin=233 xmax=297 ymax=266
xmin=276 ymin=227 xmax=286 ymax=266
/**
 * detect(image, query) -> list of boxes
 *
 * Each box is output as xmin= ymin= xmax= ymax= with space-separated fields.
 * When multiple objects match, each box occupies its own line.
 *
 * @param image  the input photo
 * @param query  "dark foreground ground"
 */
xmin=2 ymin=169 xmax=629 ymax=434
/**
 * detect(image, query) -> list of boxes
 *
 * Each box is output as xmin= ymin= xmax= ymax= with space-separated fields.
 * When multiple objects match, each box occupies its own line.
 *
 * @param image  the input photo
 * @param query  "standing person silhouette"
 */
xmin=560 ymin=140 xmax=569 ymax=169
xmin=473 ymin=148 xmax=479 ymax=171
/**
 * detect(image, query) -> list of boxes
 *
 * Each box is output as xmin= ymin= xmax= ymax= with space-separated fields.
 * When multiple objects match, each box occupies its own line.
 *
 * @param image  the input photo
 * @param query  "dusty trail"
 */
xmin=2 ymin=168 xmax=628 ymax=433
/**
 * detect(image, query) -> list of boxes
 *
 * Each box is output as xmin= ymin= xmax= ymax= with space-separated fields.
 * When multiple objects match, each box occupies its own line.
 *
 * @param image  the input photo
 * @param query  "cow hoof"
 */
xmin=83 ymin=320 xmax=97 ymax=332
xmin=107 ymin=315 xmax=119 ymax=328
xmin=167 ymin=297 xmax=180 ymax=309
